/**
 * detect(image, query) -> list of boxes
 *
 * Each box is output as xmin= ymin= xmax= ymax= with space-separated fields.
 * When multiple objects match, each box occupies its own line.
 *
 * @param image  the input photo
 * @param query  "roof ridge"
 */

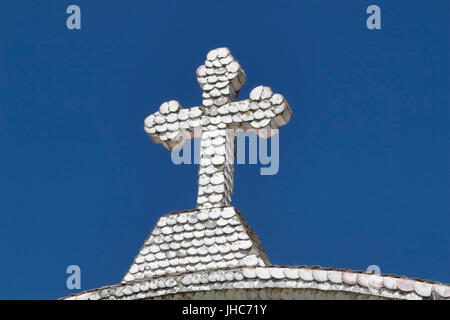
xmin=62 ymin=265 xmax=450 ymax=300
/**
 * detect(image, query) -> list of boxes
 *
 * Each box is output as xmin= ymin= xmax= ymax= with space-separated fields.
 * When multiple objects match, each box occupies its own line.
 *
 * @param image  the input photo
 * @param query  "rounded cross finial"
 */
xmin=196 ymin=47 xmax=247 ymax=107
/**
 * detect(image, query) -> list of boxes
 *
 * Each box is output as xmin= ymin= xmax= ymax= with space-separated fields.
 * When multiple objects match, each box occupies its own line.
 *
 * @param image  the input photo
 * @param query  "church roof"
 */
xmin=64 ymin=265 xmax=450 ymax=301
xmin=62 ymin=207 xmax=450 ymax=301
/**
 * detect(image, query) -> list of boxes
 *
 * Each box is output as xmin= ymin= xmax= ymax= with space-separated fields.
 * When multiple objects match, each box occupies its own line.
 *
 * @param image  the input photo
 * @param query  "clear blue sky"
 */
xmin=0 ymin=1 xmax=448 ymax=299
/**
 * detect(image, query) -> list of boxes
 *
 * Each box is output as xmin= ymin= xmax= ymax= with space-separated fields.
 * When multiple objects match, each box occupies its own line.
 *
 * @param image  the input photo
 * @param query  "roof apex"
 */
xmin=121 ymin=207 xmax=270 ymax=283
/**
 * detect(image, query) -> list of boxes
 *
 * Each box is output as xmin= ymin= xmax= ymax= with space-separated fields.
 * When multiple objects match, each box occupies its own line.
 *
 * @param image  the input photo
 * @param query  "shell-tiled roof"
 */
xmin=122 ymin=207 xmax=270 ymax=283
xmin=62 ymin=206 xmax=450 ymax=300
xmin=63 ymin=265 xmax=450 ymax=300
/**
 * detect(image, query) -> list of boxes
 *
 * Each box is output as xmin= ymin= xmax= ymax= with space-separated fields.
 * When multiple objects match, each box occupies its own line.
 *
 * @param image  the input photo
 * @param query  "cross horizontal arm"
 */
xmin=144 ymin=101 xmax=204 ymax=151
xmin=206 ymin=86 xmax=292 ymax=138
xmin=144 ymin=86 xmax=292 ymax=151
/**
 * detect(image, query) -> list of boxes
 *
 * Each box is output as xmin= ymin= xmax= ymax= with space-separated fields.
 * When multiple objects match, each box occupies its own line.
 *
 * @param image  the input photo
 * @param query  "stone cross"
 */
xmin=144 ymin=48 xmax=292 ymax=209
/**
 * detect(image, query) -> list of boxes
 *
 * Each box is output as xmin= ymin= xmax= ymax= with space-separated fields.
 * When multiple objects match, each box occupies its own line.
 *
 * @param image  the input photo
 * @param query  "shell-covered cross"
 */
xmin=144 ymin=48 xmax=292 ymax=209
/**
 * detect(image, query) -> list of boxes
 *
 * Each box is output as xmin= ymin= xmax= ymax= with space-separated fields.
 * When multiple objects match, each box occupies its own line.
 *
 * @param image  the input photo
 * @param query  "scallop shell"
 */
xmin=169 ymin=242 xmax=181 ymax=250
xmin=182 ymin=231 xmax=193 ymax=239
xmin=159 ymin=243 xmax=170 ymax=251
xmin=156 ymin=279 xmax=166 ymax=289
xmin=226 ymin=259 xmax=238 ymax=268
xmin=255 ymin=268 xmax=271 ymax=280
xmin=88 ymin=291 xmax=101 ymax=300
xmin=414 ymin=282 xmax=432 ymax=297
xmin=243 ymin=268 xmax=257 ymax=279
xmin=223 ymin=226 xmax=235 ymax=234
xmin=269 ymin=268 xmax=285 ymax=280
xmin=397 ymin=279 xmax=415 ymax=292
xmin=368 ymin=274 xmax=384 ymax=288
xmin=209 ymin=209 xmax=221 ymax=219
xmin=193 ymin=230 xmax=204 ymax=238
xmin=208 ymin=245 xmax=219 ymax=254
xmin=298 ymin=268 xmax=314 ymax=281
xmin=135 ymin=255 xmax=145 ymax=264
xmin=114 ymin=289 xmax=124 ymax=298
xmin=161 ymin=226 xmax=173 ymax=235
xmin=131 ymin=284 xmax=140 ymax=293
xmin=243 ymin=255 xmax=259 ymax=267
xmin=147 ymin=280 xmax=157 ymax=290
xmin=158 ymin=260 xmax=169 ymax=268
xmin=216 ymin=218 xmax=228 ymax=226
xmin=312 ymin=269 xmax=328 ymax=282
xmin=238 ymin=240 xmax=252 ymax=250
xmin=284 ymin=268 xmax=299 ymax=280
xmin=129 ymin=265 xmax=139 ymax=274
xmin=218 ymin=245 xmax=230 ymax=254
xmin=123 ymin=273 xmax=134 ymax=282
xmin=197 ymin=211 xmax=209 ymax=221
xmin=383 ymin=276 xmax=398 ymax=290
xmin=136 ymin=293 xmax=146 ymax=299
xmin=433 ymin=284 xmax=450 ymax=298
xmin=123 ymin=286 xmax=133 ymax=295
xmin=173 ymin=233 xmax=183 ymax=241
xmin=233 ymin=272 xmax=244 ymax=281
xmin=157 ymin=217 xmax=167 ymax=227
xmin=192 ymin=238 xmax=204 ymax=247
xmin=327 ymin=271 xmax=343 ymax=284
xmin=168 ymin=258 xmax=179 ymax=266
xmin=250 ymin=86 xmax=263 ymax=101
xmin=144 ymin=254 xmax=155 ymax=262
xmin=357 ymin=273 xmax=371 ymax=288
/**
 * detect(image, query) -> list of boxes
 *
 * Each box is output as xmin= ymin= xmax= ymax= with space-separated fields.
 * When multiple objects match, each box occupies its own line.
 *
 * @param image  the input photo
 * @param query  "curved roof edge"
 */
xmin=62 ymin=265 xmax=450 ymax=300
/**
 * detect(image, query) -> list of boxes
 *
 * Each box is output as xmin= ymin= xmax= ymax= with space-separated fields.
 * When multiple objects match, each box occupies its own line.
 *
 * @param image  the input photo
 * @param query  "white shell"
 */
xmin=250 ymin=86 xmax=263 ymax=100
xmin=433 ymin=284 xmax=450 ymax=298
xmin=284 ymin=268 xmax=300 ymax=280
xmin=383 ymin=276 xmax=398 ymax=290
xmin=159 ymin=102 xmax=169 ymax=114
xmin=221 ymin=208 xmax=235 ymax=219
xmin=342 ymin=272 xmax=358 ymax=285
xmin=270 ymin=268 xmax=285 ymax=279
xmin=298 ymin=268 xmax=313 ymax=281
xmin=242 ymin=268 xmax=257 ymax=279
xmin=368 ymin=274 xmax=384 ymax=288
xmin=255 ymin=268 xmax=271 ymax=280
xmin=237 ymin=240 xmax=252 ymax=250
xmin=327 ymin=271 xmax=342 ymax=284
xmin=414 ymin=282 xmax=432 ymax=297
xmin=357 ymin=274 xmax=371 ymax=288
xmin=397 ymin=279 xmax=415 ymax=292
xmin=217 ymin=47 xmax=230 ymax=58
xmin=312 ymin=270 xmax=328 ymax=282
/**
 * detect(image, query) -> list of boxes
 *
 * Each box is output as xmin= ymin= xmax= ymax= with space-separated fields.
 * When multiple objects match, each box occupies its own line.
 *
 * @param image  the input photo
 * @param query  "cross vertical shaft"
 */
xmin=197 ymin=127 xmax=235 ymax=208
